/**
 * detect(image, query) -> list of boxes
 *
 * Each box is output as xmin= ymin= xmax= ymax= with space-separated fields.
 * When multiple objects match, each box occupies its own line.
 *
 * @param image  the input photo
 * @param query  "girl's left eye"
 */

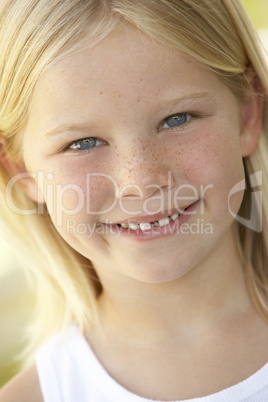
xmin=159 ymin=113 xmax=192 ymax=130
xmin=68 ymin=137 xmax=106 ymax=151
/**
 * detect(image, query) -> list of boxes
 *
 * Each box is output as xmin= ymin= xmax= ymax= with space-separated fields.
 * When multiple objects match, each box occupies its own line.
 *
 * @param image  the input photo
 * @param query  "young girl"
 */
xmin=0 ymin=0 xmax=268 ymax=400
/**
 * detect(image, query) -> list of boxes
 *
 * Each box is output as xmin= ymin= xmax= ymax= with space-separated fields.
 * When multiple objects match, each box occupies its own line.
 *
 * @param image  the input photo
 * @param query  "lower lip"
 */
xmin=104 ymin=201 xmax=200 ymax=242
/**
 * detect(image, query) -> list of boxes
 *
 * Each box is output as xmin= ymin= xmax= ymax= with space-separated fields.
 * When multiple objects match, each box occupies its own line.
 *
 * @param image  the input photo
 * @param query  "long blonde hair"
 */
xmin=0 ymin=0 xmax=267 ymax=364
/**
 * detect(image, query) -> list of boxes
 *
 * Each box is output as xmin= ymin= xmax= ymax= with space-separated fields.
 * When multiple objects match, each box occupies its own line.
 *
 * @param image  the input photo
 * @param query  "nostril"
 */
xmin=116 ymin=183 xmax=143 ymax=199
xmin=115 ymin=170 xmax=175 ymax=200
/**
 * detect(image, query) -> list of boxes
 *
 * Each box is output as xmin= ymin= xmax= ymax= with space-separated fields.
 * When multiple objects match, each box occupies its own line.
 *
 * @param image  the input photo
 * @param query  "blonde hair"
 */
xmin=0 ymin=0 xmax=267 ymax=364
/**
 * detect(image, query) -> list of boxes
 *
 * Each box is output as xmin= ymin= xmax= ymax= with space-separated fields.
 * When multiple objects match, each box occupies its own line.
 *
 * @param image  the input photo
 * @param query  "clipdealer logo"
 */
xmin=5 ymin=170 xmax=263 ymax=233
xmin=228 ymin=171 xmax=262 ymax=233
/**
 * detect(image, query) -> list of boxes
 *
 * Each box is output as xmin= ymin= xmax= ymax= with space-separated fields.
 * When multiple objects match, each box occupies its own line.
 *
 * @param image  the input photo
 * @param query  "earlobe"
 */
xmin=0 ymin=141 xmax=45 ymax=204
xmin=240 ymin=70 xmax=265 ymax=157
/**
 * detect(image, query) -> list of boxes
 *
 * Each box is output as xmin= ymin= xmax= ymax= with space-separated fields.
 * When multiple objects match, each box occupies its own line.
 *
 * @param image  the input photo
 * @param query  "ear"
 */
xmin=239 ymin=68 xmax=265 ymax=157
xmin=0 ymin=140 xmax=45 ymax=204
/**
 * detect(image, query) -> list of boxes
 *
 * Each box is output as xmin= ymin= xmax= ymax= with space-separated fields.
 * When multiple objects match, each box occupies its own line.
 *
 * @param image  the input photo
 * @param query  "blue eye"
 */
xmin=69 ymin=137 xmax=105 ymax=151
xmin=160 ymin=113 xmax=191 ymax=130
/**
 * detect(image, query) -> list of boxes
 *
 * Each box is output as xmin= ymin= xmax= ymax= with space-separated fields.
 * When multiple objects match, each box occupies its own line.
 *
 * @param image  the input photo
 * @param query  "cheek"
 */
xmin=169 ymin=124 xmax=245 ymax=212
xmin=39 ymin=160 xmax=116 ymax=224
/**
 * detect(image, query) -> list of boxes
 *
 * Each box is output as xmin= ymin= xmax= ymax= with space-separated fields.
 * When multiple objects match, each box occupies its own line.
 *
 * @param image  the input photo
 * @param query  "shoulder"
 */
xmin=0 ymin=364 xmax=43 ymax=402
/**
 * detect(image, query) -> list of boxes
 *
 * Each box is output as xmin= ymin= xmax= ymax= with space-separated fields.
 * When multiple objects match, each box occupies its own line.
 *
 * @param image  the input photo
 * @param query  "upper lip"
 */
xmin=104 ymin=202 xmax=197 ymax=225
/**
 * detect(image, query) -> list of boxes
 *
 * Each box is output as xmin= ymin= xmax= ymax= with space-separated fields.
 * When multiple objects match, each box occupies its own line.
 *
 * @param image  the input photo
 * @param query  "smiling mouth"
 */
xmin=99 ymin=201 xmax=200 ymax=240
xmin=114 ymin=206 xmax=192 ymax=232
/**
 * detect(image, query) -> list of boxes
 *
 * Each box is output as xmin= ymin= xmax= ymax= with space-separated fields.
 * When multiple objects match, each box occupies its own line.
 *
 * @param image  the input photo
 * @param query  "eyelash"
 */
xmin=64 ymin=112 xmax=198 ymax=154
xmin=157 ymin=112 xmax=194 ymax=131
xmin=67 ymin=137 xmax=106 ymax=153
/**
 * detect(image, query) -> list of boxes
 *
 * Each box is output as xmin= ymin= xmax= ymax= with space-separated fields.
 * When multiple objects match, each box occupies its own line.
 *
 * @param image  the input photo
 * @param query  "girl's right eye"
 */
xmin=68 ymin=137 xmax=106 ymax=152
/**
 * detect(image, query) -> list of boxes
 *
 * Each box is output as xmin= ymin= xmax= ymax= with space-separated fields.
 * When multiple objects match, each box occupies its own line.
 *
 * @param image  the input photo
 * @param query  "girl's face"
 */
xmin=22 ymin=27 xmax=254 ymax=283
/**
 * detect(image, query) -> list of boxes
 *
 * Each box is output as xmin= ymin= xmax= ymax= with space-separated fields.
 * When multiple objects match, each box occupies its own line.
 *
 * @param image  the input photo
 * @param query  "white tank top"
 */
xmin=36 ymin=325 xmax=268 ymax=402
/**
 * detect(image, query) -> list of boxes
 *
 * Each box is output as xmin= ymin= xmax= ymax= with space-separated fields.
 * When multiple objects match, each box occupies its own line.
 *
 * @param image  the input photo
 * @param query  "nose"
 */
xmin=117 ymin=169 xmax=173 ymax=199
xmin=114 ymin=141 xmax=175 ymax=199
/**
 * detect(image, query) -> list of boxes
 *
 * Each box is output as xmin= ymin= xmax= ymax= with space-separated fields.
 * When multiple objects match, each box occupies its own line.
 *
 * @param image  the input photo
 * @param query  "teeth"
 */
xmin=129 ymin=223 xmax=139 ymax=230
xmin=171 ymin=213 xmax=179 ymax=221
xmin=140 ymin=222 xmax=152 ymax=231
xmin=118 ymin=211 xmax=180 ymax=230
xmin=158 ymin=217 xmax=170 ymax=227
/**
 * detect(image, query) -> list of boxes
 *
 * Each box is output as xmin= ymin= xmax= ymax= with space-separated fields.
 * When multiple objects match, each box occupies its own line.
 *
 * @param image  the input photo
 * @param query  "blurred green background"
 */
xmin=0 ymin=0 xmax=268 ymax=389
xmin=0 ymin=247 xmax=33 ymax=386
xmin=242 ymin=0 xmax=268 ymax=28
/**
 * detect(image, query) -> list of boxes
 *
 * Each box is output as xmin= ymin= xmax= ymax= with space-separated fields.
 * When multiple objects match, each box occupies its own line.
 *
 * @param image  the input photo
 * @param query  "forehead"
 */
xmin=26 ymin=27 xmax=230 ymax=129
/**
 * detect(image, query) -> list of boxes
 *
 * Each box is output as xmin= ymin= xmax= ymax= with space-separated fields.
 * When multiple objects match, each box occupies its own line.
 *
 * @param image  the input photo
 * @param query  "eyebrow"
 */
xmin=163 ymin=92 xmax=214 ymax=110
xmin=43 ymin=92 xmax=214 ymax=138
xmin=43 ymin=124 xmax=95 ymax=138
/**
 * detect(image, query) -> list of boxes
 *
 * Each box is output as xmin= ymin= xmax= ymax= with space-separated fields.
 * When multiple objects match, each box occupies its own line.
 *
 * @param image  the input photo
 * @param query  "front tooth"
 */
xmin=158 ymin=217 xmax=170 ymax=227
xmin=140 ymin=223 xmax=152 ymax=231
xmin=171 ymin=213 xmax=179 ymax=221
xmin=129 ymin=223 xmax=139 ymax=230
xmin=121 ymin=223 xmax=129 ymax=229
